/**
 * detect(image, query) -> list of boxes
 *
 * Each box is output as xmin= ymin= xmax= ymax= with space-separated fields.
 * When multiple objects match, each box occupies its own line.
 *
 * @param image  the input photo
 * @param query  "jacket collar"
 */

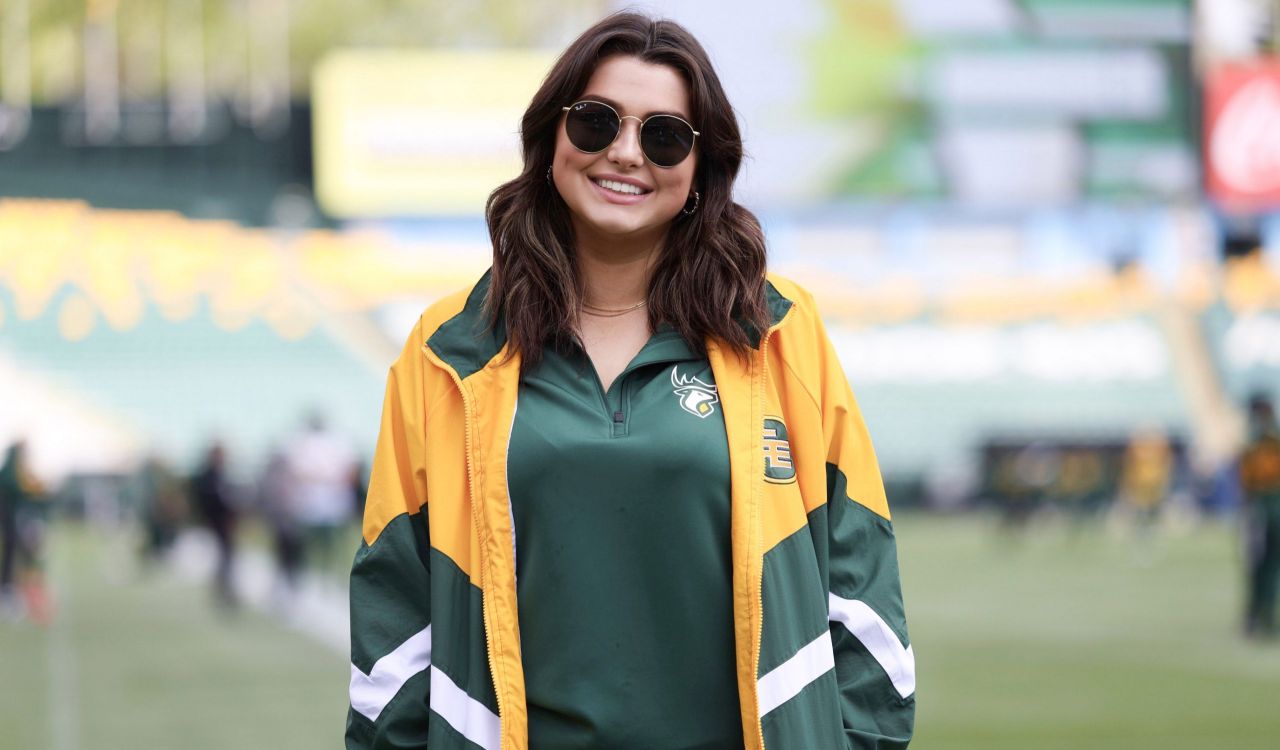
xmin=425 ymin=269 xmax=795 ymax=379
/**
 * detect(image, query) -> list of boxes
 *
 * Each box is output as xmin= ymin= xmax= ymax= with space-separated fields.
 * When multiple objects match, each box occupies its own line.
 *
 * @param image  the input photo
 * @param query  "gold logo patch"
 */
xmin=763 ymin=417 xmax=796 ymax=483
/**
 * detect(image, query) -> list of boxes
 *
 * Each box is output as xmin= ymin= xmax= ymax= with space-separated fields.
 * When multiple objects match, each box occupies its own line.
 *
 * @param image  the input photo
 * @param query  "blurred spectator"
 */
xmin=0 ymin=440 xmax=52 ymax=624
xmin=132 ymin=455 xmax=188 ymax=566
xmin=1204 ymin=458 xmax=1245 ymax=517
xmin=350 ymin=456 xmax=369 ymax=519
xmin=0 ymin=446 xmax=17 ymax=617
xmin=284 ymin=413 xmax=357 ymax=579
xmin=995 ymin=442 xmax=1061 ymax=531
xmin=1116 ymin=427 xmax=1175 ymax=537
xmin=258 ymin=449 xmax=304 ymax=609
xmin=1054 ymin=448 xmax=1110 ymax=528
xmin=190 ymin=442 xmax=239 ymax=611
xmin=1239 ymin=394 xmax=1280 ymax=639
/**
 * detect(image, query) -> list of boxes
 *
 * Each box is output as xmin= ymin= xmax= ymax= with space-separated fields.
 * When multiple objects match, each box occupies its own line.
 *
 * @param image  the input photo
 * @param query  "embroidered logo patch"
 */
xmin=671 ymin=367 xmax=719 ymax=419
xmin=763 ymin=417 xmax=796 ymax=483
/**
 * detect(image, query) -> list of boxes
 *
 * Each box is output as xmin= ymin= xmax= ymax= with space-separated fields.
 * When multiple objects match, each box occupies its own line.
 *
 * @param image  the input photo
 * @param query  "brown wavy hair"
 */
xmin=484 ymin=11 xmax=769 ymax=370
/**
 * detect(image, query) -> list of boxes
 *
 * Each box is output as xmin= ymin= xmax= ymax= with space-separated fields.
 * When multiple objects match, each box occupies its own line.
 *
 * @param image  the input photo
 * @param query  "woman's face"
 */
xmin=552 ymin=55 xmax=698 ymax=249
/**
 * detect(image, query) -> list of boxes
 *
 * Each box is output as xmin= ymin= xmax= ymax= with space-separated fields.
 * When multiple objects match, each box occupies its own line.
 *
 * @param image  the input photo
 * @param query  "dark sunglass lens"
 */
xmin=641 ymin=116 xmax=695 ymax=167
xmin=565 ymin=102 xmax=619 ymax=153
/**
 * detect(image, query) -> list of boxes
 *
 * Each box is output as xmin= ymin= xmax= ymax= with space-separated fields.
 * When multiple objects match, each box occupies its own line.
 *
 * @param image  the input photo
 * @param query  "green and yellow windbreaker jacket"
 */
xmin=346 ymin=271 xmax=916 ymax=749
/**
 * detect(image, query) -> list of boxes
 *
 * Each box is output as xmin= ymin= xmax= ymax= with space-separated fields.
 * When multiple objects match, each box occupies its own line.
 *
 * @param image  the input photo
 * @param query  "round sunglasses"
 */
xmin=561 ymin=100 xmax=700 ymax=168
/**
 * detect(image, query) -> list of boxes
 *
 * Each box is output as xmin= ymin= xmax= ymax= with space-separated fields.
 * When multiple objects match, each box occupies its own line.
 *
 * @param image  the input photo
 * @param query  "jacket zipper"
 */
xmin=754 ymin=332 xmax=769 ymax=750
xmin=424 ymin=342 xmax=507 ymax=747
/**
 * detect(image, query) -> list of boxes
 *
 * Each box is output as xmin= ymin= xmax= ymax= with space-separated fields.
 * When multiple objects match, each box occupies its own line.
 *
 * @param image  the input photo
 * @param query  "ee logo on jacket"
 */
xmin=763 ymin=417 xmax=796 ymax=484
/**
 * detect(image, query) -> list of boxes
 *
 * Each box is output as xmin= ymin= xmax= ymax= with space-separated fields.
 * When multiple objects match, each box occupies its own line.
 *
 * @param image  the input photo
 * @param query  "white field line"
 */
xmin=47 ymin=533 xmax=80 ymax=750
xmin=168 ymin=530 xmax=350 ymax=654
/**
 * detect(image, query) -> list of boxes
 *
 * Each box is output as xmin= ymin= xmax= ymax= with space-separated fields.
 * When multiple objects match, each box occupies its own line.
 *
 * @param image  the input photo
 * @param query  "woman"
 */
xmin=347 ymin=12 xmax=914 ymax=750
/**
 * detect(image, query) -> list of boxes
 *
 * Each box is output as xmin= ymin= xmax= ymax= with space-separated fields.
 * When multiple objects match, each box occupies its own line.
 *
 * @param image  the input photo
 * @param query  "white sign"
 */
xmin=830 ymin=319 xmax=1169 ymax=384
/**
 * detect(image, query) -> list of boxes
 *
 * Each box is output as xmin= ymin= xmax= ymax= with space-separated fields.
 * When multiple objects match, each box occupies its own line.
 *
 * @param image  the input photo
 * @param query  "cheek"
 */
xmin=553 ymin=125 xmax=587 ymax=167
xmin=551 ymin=136 xmax=588 ymax=196
xmin=670 ymin=154 xmax=697 ymax=194
xmin=551 ymin=132 xmax=574 ymax=171
xmin=659 ymin=164 xmax=696 ymax=203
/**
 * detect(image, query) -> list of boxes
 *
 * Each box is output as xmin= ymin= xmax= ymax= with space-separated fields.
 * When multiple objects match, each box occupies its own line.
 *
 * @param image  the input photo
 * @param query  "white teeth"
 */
xmin=593 ymin=178 xmax=647 ymax=196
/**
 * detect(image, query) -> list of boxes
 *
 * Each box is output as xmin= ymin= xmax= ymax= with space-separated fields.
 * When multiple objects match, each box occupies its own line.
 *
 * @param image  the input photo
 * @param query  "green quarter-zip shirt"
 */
xmin=506 ymin=325 xmax=744 ymax=749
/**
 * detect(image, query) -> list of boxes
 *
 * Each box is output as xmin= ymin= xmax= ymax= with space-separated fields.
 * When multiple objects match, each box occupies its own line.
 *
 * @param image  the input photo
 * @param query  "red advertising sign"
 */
xmin=1205 ymin=61 xmax=1280 ymax=212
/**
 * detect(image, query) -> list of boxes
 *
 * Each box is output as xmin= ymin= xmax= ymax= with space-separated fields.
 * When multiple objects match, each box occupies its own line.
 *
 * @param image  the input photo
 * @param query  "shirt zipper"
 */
xmin=583 ymin=362 xmax=643 ymax=438
xmin=424 ymin=342 xmax=507 ymax=747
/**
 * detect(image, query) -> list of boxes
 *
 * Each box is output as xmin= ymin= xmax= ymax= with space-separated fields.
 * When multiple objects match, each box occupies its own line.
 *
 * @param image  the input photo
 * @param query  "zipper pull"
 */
xmin=613 ymin=410 xmax=624 ymax=423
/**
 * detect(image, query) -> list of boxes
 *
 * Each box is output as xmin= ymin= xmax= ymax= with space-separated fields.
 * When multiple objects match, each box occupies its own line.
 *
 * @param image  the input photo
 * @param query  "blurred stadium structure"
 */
xmin=2 ymin=0 xmax=1278 ymax=508
xmin=3 ymin=1 xmax=1280 ymax=748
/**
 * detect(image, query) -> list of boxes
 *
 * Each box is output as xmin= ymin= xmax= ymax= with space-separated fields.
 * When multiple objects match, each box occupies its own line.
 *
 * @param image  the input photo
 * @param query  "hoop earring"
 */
xmin=681 ymin=191 xmax=700 ymax=217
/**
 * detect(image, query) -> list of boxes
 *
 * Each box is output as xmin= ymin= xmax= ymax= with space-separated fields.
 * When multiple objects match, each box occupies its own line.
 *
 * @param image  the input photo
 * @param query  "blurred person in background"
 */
xmin=1116 ymin=427 xmax=1175 ymax=541
xmin=991 ymin=442 xmax=1059 ymax=534
xmin=284 ymin=412 xmax=358 ymax=582
xmin=1239 ymin=393 xmax=1280 ymax=639
xmin=350 ymin=456 xmax=369 ymax=520
xmin=0 ymin=440 xmax=52 ymax=624
xmin=346 ymin=12 xmax=914 ymax=750
xmin=131 ymin=455 xmax=188 ymax=567
xmin=191 ymin=441 xmax=238 ymax=612
xmin=1054 ymin=447 xmax=1110 ymax=531
xmin=258 ymin=449 xmax=304 ymax=611
xmin=0 ymin=443 xmax=18 ymax=618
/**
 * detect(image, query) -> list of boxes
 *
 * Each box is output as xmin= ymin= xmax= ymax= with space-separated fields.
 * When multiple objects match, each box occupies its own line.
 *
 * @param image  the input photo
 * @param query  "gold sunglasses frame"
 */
xmin=561 ymin=100 xmax=700 ymax=168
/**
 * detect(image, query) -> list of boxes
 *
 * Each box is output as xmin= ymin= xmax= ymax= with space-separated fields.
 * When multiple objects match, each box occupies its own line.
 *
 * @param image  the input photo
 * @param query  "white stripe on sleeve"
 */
xmin=429 ymin=665 xmax=502 ymax=750
xmin=349 ymin=624 xmax=433 ymax=722
xmin=828 ymin=592 xmax=916 ymax=698
xmin=757 ymin=630 xmax=836 ymax=717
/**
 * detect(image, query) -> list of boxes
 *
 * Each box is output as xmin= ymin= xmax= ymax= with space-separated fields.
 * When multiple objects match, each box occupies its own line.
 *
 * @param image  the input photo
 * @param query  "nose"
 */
xmin=606 ymin=115 xmax=645 ymax=169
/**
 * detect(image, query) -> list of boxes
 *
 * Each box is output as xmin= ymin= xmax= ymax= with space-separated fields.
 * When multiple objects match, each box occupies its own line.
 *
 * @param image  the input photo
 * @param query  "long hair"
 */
xmin=484 ymin=11 xmax=769 ymax=369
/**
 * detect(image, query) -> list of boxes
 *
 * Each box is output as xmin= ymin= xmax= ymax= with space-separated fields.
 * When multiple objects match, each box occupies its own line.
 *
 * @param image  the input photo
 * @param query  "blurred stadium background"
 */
xmin=3 ymin=0 xmax=1280 ymax=748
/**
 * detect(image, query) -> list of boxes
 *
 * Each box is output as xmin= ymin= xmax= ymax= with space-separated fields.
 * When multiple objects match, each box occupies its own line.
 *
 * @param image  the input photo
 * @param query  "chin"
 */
xmin=584 ymin=204 xmax=682 ymax=237
xmin=607 ymin=222 xmax=671 ymax=241
xmin=589 ymin=217 xmax=650 ymax=236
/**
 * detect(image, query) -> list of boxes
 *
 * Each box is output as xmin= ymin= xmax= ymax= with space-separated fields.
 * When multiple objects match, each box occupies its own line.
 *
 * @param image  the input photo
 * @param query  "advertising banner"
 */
xmin=1205 ymin=61 xmax=1280 ymax=212
xmin=313 ymin=50 xmax=553 ymax=218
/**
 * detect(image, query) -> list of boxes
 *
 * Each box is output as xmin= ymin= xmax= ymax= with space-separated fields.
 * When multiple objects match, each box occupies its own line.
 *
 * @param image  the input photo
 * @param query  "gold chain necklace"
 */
xmin=581 ymin=299 xmax=647 ymax=318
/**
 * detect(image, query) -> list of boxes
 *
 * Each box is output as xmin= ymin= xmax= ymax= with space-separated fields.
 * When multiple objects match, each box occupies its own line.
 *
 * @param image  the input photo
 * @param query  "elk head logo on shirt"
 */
xmin=671 ymin=367 xmax=719 ymax=419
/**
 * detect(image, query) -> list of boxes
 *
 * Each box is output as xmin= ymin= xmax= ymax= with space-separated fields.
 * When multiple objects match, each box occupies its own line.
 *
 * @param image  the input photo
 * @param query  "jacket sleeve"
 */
xmin=813 ymin=310 xmax=916 ymax=749
xmin=346 ymin=324 xmax=434 ymax=749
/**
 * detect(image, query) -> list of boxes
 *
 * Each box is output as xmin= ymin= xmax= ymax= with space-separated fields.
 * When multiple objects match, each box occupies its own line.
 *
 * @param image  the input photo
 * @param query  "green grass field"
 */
xmin=900 ymin=515 xmax=1280 ymax=749
xmin=3 ymin=515 xmax=1278 ymax=749
xmin=0 ymin=526 xmax=349 ymax=750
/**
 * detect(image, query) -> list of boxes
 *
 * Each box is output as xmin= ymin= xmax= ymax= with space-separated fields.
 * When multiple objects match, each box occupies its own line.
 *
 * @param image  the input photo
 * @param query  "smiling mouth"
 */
xmin=591 ymin=177 xmax=652 ymax=196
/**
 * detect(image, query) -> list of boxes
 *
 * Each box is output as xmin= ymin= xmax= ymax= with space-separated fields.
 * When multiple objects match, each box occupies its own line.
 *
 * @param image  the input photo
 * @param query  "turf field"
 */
xmin=899 ymin=515 xmax=1280 ymax=749
xmin=0 ymin=526 xmax=349 ymax=750
xmin=2 ymin=515 xmax=1278 ymax=749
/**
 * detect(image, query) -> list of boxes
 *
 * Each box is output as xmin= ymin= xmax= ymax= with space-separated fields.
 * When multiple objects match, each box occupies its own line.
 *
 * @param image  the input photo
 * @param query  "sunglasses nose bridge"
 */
xmin=615 ymin=115 xmax=644 ymax=143
xmin=607 ymin=115 xmax=646 ymax=163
